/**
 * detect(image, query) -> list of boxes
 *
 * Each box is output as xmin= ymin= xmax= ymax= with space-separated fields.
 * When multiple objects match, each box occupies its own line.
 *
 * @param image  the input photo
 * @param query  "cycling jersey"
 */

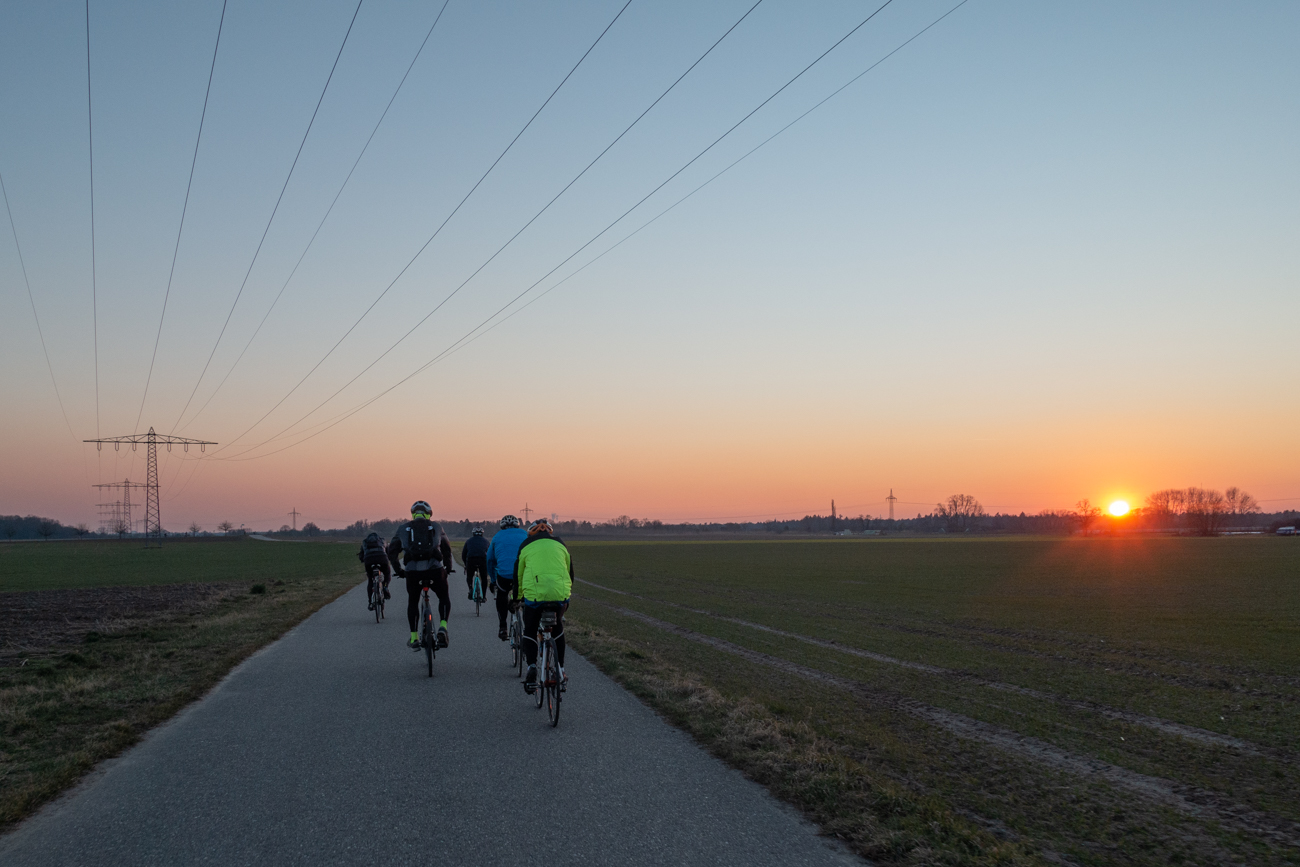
xmin=515 ymin=534 xmax=572 ymax=603
xmin=461 ymin=534 xmax=490 ymax=563
xmin=486 ymin=527 xmax=527 ymax=580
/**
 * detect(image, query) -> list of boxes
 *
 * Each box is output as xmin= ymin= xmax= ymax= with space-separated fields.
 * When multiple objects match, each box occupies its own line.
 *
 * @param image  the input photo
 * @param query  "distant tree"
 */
xmin=188 ymin=521 xmax=202 ymax=536
xmin=1224 ymin=487 xmax=1260 ymax=515
xmin=112 ymin=517 xmax=130 ymax=540
xmin=302 ymin=522 xmax=321 ymax=537
xmin=2 ymin=524 xmax=15 ymax=541
xmin=218 ymin=521 xmax=235 ymax=534
xmin=74 ymin=523 xmax=91 ymax=539
xmin=1075 ymin=499 xmax=1103 ymax=534
xmin=279 ymin=524 xmax=292 ymax=533
xmin=36 ymin=520 xmax=57 ymax=541
xmin=934 ymin=495 xmax=986 ymax=532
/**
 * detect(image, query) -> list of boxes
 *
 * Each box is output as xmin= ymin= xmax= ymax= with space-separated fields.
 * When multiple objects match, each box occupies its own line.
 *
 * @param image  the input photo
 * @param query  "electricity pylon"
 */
xmin=85 ymin=428 xmax=216 ymax=547
xmin=93 ymin=479 xmax=145 ymax=535
xmin=887 ymin=489 xmax=897 ymax=521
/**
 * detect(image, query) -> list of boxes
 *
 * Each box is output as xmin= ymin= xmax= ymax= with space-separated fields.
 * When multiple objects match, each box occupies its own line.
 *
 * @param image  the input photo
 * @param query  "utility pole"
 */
xmin=831 ymin=499 xmax=836 ymax=532
xmin=93 ymin=480 xmax=145 ymax=535
xmin=522 ymin=503 xmax=532 ymax=523
xmin=887 ymin=489 xmax=897 ymax=521
xmin=85 ymin=428 xmax=216 ymax=548
xmin=288 ymin=508 xmax=301 ymax=531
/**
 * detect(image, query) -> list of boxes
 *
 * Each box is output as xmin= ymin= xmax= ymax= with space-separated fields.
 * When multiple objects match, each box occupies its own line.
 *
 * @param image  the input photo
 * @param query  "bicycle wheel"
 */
xmin=534 ymin=640 xmax=545 ymax=708
xmin=373 ymin=585 xmax=381 ymax=623
xmin=510 ymin=620 xmax=520 ymax=671
xmin=545 ymin=646 xmax=561 ymax=727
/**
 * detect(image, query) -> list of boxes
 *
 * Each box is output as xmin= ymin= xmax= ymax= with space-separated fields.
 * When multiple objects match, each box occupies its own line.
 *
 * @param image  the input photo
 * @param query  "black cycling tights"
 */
xmin=406 ymin=570 xmax=450 ymax=633
xmin=523 ymin=602 xmax=568 ymax=668
xmin=494 ymin=578 xmax=517 ymax=630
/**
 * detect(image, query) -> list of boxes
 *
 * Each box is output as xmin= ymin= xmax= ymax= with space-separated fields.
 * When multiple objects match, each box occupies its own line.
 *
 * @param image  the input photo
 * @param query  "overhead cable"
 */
xmin=135 ymin=0 xmax=229 ymax=435
xmin=2 ymin=169 xmax=76 ymax=438
xmin=218 ymin=0 xmax=906 ymax=460
xmin=208 ymin=0 xmax=636 ymax=453
xmin=85 ymin=0 xmax=99 ymax=440
xmin=169 ymin=0 xmax=366 ymax=434
xmin=177 ymin=0 xmax=453 ymax=434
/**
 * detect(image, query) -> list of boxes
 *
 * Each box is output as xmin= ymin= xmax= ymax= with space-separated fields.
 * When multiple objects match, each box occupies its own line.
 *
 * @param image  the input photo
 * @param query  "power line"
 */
xmin=208 ymin=0 xmax=635 ymax=453
xmin=177 ymin=0 xmax=453 ymax=434
xmin=2 ymin=169 xmax=76 ymax=438
xmin=170 ymin=0 xmax=366 ymax=434
xmin=85 ymin=0 xmax=99 ymax=440
xmin=217 ymin=0 xmax=905 ymax=461
xmin=135 ymin=0 xmax=228 ymax=435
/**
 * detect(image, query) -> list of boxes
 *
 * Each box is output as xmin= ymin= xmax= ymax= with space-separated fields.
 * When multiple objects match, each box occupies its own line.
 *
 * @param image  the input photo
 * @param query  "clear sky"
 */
xmin=2 ymin=0 xmax=1297 ymax=529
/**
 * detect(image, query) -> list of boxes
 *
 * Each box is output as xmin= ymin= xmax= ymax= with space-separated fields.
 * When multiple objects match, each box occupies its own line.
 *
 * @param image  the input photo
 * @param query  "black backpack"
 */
xmin=363 ymin=532 xmax=383 ymax=552
xmin=405 ymin=521 xmax=440 ymax=561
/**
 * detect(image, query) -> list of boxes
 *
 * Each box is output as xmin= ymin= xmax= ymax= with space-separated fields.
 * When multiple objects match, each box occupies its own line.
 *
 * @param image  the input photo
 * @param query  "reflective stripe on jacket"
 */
xmin=515 ymin=535 xmax=572 ymax=603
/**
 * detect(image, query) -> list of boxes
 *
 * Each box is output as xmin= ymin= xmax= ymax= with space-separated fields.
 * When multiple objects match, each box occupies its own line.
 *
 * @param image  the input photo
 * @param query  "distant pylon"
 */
xmin=887 ymin=489 xmax=897 ymax=521
xmin=93 ymin=479 xmax=145 ymax=535
xmin=522 ymin=503 xmax=532 ymax=522
xmin=288 ymin=508 xmax=301 ymax=531
xmin=86 ymin=428 xmax=216 ymax=548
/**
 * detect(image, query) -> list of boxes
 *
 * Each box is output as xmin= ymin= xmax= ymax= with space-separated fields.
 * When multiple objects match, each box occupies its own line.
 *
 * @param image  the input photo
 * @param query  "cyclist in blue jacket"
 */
xmin=486 ymin=514 xmax=527 ymax=640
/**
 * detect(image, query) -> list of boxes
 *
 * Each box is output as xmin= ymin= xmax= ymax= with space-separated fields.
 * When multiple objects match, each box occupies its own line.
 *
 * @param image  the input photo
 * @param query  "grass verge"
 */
xmin=0 ymin=565 xmax=356 ymax=832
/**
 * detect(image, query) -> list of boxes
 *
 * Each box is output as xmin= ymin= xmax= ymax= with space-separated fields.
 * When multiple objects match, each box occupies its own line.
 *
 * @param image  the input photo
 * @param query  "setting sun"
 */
xmin=1109 ymin=500 xmax=1131 ymax=517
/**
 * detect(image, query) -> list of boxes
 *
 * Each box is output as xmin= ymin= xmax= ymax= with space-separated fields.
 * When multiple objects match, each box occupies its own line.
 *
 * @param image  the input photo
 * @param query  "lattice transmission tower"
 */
xmin=85 ymin=428 xmax=216 ymax=547
xmin=94 ymin=479 xmax=146 ymax=536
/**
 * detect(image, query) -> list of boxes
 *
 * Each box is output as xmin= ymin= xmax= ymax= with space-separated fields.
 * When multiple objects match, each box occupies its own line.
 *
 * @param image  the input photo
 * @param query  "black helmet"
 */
xmin=411 ymin=500 xmax=431 ymax=518
xmin=499 ymin=515 xmax=521 ymax=529
xmin=365 ymin=531 xmax=380 ymax=543
xmin=472 ymin=526 xmax=484 ymax=536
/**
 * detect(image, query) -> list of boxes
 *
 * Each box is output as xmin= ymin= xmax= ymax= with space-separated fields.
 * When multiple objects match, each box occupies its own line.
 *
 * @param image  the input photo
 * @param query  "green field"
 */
xmin=568 ymin=536 xmax=1300 ymax=865
xmin=0 ymin=537 xmax=353 ymax=592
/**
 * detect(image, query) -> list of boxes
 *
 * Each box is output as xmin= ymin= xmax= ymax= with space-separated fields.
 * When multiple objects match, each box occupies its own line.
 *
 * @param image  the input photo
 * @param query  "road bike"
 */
xmin=532 ymin=608 xmax=565 ymax=727
xmin=508 ymin=600 xmax=524 ymax=677
xmin=367 ymin=570 xmax=385 ymax=623
xmin=471 ymin=570 xmax=485 ymax=616
xmin=418 ymin=583 xmax=438 ymax=677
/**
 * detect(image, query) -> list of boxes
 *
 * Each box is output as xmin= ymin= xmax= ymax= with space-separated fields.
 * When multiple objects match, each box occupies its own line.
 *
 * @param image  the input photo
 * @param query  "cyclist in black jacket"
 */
xmin=356 ymin=531 xmax=391 ymax=610
xmin=461 ymin=526 xmax=490 ymax=600
xmin=387 ymin=500 xmax=454 ymax=650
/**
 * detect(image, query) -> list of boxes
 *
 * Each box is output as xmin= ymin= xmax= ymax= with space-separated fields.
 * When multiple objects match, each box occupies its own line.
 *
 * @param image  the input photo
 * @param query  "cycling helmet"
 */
xmin=527 ymin=518 xmax=553 ymax=536
xmin=471 ymin=526 xmax=484 ymax=536
xmin=411 ymin=500 xmax=432 ymax=518
xmin=500 ymin=515 xmax=521 ymax=529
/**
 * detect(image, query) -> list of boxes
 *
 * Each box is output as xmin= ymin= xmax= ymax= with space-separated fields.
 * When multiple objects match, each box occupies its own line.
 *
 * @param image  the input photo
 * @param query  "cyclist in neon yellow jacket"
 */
xmin=515 ymin=518 xmax=573 ymax=690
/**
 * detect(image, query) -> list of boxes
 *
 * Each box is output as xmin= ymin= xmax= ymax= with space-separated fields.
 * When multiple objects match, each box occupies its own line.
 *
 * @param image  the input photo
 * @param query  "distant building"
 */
xmin=1278 ymin=526 xmax=1297 ymax=536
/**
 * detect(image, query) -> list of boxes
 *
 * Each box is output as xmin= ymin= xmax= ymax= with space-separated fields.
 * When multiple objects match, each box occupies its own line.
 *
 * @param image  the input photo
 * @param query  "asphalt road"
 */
xmin=1 ymin=579 xmax=861 ymax=866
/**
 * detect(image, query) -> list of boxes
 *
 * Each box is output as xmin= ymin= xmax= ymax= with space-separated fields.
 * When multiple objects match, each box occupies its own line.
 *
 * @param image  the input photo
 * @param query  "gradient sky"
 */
xmin=2 ymin=0 xmax=1297 ymax=529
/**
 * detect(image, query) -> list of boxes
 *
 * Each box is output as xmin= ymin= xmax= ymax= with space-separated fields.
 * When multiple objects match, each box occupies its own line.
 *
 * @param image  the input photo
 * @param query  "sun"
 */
xmin=1108 ymin=500 xmax=1130 ymax=517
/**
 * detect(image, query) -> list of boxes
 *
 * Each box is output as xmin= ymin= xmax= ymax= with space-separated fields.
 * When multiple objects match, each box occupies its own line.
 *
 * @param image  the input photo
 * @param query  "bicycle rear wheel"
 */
xmin=534 ymin=641 xmax=545 ymax=708
xmin=545 ymin=646 xmax=561 ymax=727
xmin=373 ymin=585 xmax=381 ymax=623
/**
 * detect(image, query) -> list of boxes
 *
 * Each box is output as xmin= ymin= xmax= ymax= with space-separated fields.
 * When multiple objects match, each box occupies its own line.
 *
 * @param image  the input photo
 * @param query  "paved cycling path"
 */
xmin=0 ymin=581 xmax=861 ymax=866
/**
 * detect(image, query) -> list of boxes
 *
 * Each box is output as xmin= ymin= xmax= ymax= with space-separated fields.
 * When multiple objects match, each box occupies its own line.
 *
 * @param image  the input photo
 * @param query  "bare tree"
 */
xmin=302 ymin=522 xmax=321 ymax=537
xmin=1224 ymin=487 xmax=1260 ymax=515
xmin=188 ymin=521 xmax=202 ymax=536
xmin=36 ymin=520 xmax=56 ymax=541
xmin=112 ymin=517 xmax=130 ymax=540
xmin=1075 ymin=499 xmax=1103 ymax=534
xmin=74 ymin=523 xmax=91 ymax=539
xmin=218 ymin=521 xmax=235 ymax=534
xmin=934 ymin=494 xmax=986 ymax=532
xmin=2 ymin=524 xmax=15 ymax=541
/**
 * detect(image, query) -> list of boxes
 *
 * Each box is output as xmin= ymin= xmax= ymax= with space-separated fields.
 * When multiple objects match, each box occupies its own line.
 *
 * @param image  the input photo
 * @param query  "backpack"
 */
xmin=363 ymin=532 xmax=383 ymax=552
xmin=405 ymin=521 xmax=440 ymax=562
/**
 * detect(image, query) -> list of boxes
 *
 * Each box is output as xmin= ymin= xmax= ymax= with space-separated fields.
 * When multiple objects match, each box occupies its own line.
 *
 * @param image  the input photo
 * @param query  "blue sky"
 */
xmin=2 ymin=0 xmax=1297 ymax=527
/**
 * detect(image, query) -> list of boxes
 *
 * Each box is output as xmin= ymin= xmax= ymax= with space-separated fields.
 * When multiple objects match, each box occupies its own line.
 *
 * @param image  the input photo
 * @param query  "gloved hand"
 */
xmin=488 ymin=582 xmax=498 ymax=594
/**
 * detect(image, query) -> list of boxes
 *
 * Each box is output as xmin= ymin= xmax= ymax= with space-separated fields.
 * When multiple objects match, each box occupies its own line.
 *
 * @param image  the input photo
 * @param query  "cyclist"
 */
xmin=387 ymin=500 xmax=454 ymax=651
xmin=485 ymin=515 xmax=527 ymax=640
xmin=461 ymin=526 xmax=490 ymax=601
xmin=356 ymin=531 xmax=391 ymax=610
xmin=516 ymin=518 xmax=572 ymax=690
